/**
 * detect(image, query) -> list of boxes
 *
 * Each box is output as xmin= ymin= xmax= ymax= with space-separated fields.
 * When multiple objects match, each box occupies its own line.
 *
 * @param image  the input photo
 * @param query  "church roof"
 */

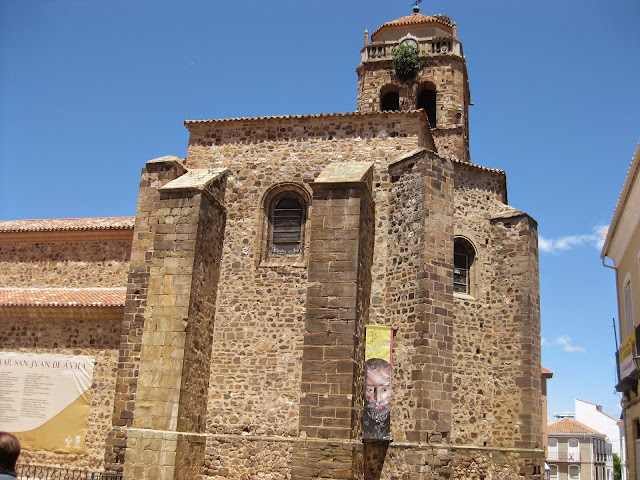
xmin=0 ymin=217 xmax=134 ymax=233
xmin=0 ymin=287 xmax=126 ymax=307
xmin=547 ymin=417 xmax=604 ymax=436
xmin=451 ymin=158 xmax=504 ymax=176
xmin=371 ymin=11 xmax=452 ymax=42
xmin=185 ymin=110 xmax=426 ymax=126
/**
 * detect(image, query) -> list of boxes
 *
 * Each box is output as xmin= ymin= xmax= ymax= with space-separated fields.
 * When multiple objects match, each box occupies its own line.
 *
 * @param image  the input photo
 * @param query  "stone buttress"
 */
xmin=110 ymin=160 xmax=228 ymax=480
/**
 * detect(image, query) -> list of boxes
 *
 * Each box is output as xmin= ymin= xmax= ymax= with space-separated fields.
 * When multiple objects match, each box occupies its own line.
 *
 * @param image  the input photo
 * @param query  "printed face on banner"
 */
xmin=363 ymin=325 xmax=393 ymax=441
xmin=363 ymin=358 xmax=392 ymax=439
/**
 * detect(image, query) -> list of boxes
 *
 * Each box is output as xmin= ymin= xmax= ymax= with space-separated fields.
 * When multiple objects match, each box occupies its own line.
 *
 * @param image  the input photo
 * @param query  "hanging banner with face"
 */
xmin=363 ymin=325 xmax=393 ymax=441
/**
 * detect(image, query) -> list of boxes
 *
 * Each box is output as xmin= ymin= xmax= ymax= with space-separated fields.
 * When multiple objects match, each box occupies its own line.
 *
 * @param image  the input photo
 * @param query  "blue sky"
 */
xmin=1 ymin=0 xmax=639 ymax=422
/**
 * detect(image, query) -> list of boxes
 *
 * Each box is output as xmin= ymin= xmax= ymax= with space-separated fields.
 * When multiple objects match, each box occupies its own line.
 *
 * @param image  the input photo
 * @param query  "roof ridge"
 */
xmin=0 ymin=217 xmax=135 ymax=233
xmin=451 ymin=157 xmax=505 ymax=175
xmin=185 ymin=110 xmax=427 ymax=125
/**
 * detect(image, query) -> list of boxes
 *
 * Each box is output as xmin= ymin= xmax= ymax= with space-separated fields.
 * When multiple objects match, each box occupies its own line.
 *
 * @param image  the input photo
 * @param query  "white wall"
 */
xmin=575 ymin=399 xmax=622 ymax=456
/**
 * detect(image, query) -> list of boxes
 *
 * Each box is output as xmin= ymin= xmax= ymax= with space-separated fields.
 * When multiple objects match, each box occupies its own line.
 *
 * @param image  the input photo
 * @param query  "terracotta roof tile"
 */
xmin=452 ymin=158 xmax=505 ymax=175
xmin=0 ymin=217 xmax=135 ymax=233
xmin=547 ymin=417 xmax=604 ymax=435
xmin=0 ymin=288 xmax=126 ymax=307
xmin=184 ymin=110 xmax=424 ymax=126
xmin=371 ymin=13 xmax=452 ymax=41
xmin=541 ymin=366 xmax=553 ymax=375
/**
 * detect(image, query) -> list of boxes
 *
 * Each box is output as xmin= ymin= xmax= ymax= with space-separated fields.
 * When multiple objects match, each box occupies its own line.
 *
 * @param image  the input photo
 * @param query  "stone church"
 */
xmin=0 ymin=7 xmax=544 ymax=480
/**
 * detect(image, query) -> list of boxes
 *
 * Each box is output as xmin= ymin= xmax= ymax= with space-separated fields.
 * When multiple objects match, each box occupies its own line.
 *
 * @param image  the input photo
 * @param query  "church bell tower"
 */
xmin=356 ymin=6 xmax=471 ymax=162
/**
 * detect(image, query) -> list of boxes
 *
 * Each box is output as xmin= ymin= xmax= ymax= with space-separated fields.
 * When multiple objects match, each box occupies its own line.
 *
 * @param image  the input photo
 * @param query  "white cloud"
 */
xmin=539 ymin=225 xmax=608 ymax=254
xmin=555 ymin=335 xmax=586 ymax=353
xmin=541 ymin=337 xmax=549 ymax=346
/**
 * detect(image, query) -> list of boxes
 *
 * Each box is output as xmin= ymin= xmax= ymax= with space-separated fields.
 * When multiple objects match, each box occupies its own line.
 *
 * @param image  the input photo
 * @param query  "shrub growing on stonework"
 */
xmin=392 ymin=44 xmax=423 ymax=81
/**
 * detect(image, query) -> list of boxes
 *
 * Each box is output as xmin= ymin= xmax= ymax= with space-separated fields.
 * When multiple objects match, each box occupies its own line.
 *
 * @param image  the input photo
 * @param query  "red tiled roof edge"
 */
xmin=547 ymin=417 xmax=604 ymax=435
xmin=0 ymin=288 xmax=126 ymax=307
xmin=452 ymin=158 xmax=505 ymax=176
xmin=0 ymin=217 xmax=135 ymax=233
xmin=371 ymin=13 xmax=452 ymax=40
xmin=184 ymin=110 xmax=429 ymax=126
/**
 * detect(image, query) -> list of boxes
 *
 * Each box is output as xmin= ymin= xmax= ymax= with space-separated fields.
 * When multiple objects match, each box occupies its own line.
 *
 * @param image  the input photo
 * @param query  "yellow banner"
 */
xmin=365 ymin=325 xmax=393 ymax=363
xmin=619 ymin=330 xmax=637 ymax=380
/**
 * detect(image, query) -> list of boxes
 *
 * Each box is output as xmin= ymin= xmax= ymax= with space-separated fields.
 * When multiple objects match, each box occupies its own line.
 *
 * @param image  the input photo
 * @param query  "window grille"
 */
xmin=271 ymin=197 xmax=303 ymax=255
xmin=453 ymin=248 xmax=469 ymax=294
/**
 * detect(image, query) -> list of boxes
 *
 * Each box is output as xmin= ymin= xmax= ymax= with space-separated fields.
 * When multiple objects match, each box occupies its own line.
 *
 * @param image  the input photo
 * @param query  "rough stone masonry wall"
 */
xmin=1 ymin=311 xmax=121 ymax=470
xmin=104 ymin=158 xmax=187 ymax=473
xmin=363 ymin=150 xmax=456 ymax=480
xmin=451 ymin=163 xmax=543 ymax=477
xmin=123 ymin=175 xmax=227 ymax=480
xmin=356 ymin=57 xmax=468 ymax=161
xmin=291 ymin=174 xmax=374 ymax=480
xmin=451 ymin=164 xmax=509 ymax=447
xmin=184 ymin=114 xmax=423 ymax=479
xmin=167 ymin=112 xmax=541 ymax=478
xmin=0 ymin=240 xmax=130 ymax=287
xmin=178 ymin=188 xmax=226 ymax=434
xmin=0 ymin=232 xmax=130 ymax=470
xmin=386 ymin=151 xmax=455 ymax=442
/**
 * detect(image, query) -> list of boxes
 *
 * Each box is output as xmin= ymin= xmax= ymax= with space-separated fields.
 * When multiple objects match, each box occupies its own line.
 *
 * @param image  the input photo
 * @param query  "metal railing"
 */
xmin=547 ymin=452 xmax=581 ymax=462
xmin=16 ymin=464 xmax=123 ymax=480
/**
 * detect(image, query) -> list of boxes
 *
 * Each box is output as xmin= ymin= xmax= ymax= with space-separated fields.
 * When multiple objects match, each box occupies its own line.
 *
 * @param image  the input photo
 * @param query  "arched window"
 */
xmin=259 ymin=184 xmax=310 ymax=264
xmin=417 ymin=84 xmax=437 ymax=127
xmin=380 ymin=86 xmax=400 ymax=111
xmin=454 ymin=237 xmax=476 ymax=295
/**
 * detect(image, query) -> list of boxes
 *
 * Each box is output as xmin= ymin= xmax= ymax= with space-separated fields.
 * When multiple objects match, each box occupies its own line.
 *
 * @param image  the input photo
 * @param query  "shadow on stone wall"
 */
xmin=364 ymin=441 xmax=389 ymax=480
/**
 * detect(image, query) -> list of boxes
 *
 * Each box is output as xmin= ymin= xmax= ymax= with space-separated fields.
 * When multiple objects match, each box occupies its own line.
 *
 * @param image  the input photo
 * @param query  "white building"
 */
xmin=575 ymin=399 xmax=625 ymax=480
xmin=548 ymin=418 xmax=614 ymax=480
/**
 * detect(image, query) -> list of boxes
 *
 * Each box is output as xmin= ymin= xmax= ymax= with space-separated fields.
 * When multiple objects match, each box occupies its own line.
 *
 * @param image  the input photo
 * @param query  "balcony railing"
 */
xmin=547 ymin=452 xmax=581 ymax=462
xmin=16 ymin=464 xmax=123 ymax=480
xmin=361 ymin=37 xmax=463 ymax=63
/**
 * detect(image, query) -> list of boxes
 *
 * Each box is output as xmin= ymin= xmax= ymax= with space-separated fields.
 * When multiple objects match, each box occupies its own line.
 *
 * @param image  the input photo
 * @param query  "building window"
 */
xmin=549 ymin=465 xmax=558 ymax=480
xmin=260 ymin=183 xmax=310 ymax=264
xmin=417 ymin=84 xmax=437 ymax=127
xmin=625 ymin=279 xmax=634 ymax=337
xmin=569 ymin=464 xmax=580 ymax=480
xmin=271 ymin=197 xmax=303 ymax=255
xmin=381 ymin=85 xmax=400 ymax=111
xmin=454 ymin=237 xmax=475 ymax=295
xmin=548 ymin=438 xmax=558 ymax=460
xmin=568 ymin=438 xmax=579 ymax=462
